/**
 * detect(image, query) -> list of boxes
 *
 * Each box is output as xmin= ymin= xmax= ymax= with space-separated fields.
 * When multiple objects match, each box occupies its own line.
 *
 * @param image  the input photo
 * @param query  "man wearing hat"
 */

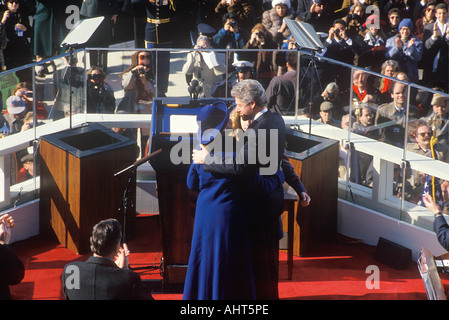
xmin=319 ymin=101 xmax=341 ymax=127
xmin=4 ymin=96 xmax=27 ymax=134
xmin=385 ymin=18 xmax=423 ymax=84
xmin=17 ymin=153 xmax=34 ymax=182
xmin=422 ymin=93 xmax=449 ymax=144
xmin=211 ymin=60 xmax=254 ymax=97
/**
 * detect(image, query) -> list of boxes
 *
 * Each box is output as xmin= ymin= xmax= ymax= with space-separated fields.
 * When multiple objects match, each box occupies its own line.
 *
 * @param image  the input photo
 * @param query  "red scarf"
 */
xmin=353 ymin=85 xmax=367 ymax=101
xmin=381 ymin=78 xmax=392 ymax=93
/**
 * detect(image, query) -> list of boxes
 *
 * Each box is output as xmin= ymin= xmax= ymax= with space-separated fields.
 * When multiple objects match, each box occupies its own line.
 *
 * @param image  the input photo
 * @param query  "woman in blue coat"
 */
xmin=385 ymin=18 xmax=423 ymax=83
xmin=182 ymin=101 xmax=283 ymax=300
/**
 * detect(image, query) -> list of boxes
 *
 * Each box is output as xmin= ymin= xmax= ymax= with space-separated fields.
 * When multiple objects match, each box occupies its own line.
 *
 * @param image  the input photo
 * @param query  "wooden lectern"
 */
xmin=149 ymin=97 xmax=233 ymax=284
xmin=282 ymin=128 xmax=339 ymax=257
xmin=39 ymin=123 xmax=138 ymax=254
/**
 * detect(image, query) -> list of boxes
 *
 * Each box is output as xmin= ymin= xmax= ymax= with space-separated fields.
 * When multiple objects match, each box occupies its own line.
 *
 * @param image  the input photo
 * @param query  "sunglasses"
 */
xmin=139 ymin=54 xmax=151 ymax=61
xmin=417 ymin=131 xmax=432 ymax=137
xmin=236 ymin=67 xmax=251 ymax=73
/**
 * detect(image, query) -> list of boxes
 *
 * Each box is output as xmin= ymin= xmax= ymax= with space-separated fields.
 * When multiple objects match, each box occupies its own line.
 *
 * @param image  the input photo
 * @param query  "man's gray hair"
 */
xmin=196 ymin=35 xmax=210 ymax=46
xmin=231 ymin=79 xmax=267 ymax=107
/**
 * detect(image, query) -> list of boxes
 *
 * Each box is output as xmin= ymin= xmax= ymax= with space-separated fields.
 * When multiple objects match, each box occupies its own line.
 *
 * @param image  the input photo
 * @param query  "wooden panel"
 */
xmin=156 ymin=171 xmax=196 ymax=283
xmin=286 ymin=140 xmax=339 ymax=257
xmin=40 ymin=138 xmax=137 ymax=254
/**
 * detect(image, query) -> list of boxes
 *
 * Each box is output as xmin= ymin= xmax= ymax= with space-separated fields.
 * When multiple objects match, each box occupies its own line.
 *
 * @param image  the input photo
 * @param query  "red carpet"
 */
xmin=7 ymin=214 xmax=441 ymax=300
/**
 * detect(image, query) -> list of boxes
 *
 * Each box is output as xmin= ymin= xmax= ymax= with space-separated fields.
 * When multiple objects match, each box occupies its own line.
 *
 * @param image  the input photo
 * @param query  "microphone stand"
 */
xmin=114 ymin=148 xmax=163 ymax=270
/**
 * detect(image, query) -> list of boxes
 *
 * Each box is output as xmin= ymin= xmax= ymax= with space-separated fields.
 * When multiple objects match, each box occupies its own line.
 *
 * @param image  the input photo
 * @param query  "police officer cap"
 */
xmin=197 ymin=23 xmax=216 ymax=37
xmin=232 ymin=61 xmax=254 ymax=68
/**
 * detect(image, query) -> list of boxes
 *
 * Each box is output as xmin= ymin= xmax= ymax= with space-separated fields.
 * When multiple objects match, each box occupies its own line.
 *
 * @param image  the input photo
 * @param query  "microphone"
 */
xmin=188 ymin=79 xmax=200 ymax=100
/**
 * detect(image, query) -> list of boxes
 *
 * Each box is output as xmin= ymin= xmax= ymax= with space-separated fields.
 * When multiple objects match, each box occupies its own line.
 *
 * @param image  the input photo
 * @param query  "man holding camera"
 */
xmin=182 ymin=36 xmax=226 ymax=98
xmin=86 ymin=67 xmax=116 ymax=114
xmin=212 ymin=12 xmax=249 ymax=49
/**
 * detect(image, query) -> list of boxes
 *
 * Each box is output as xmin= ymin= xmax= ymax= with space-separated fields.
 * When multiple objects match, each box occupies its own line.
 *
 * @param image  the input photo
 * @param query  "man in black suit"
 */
xmin=0 ymin=214 xmax=25 ymax=300
xmin=423 ymin=194 xmax=449 ymax=251
xmin=422 ymin=2 xmax=449 ymax=91
xmin=62 ymin=219 xmax=153 ymax=300
xmin=193 ymin=79 xmax=286 ymax=300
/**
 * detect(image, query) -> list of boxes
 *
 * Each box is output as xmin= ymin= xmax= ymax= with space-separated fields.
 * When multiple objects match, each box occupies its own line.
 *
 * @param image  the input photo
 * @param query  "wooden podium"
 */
xmin=39 ymin=123 xmax=138 ymax=254
xmin=149 ymin=98 xmax=206 ymax=284
xmin=282 ymin=128 xmax=339 ymax=257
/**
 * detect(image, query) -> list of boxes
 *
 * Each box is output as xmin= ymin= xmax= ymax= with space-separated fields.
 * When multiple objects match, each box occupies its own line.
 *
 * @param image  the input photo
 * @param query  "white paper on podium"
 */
xmin=61 ymin=16 xmax=105 ymax=47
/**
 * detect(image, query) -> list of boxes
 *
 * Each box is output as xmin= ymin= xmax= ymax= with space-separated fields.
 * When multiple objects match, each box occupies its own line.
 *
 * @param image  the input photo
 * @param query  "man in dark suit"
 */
xmin=62 ymin=219 xmax=153 ymax=300
xmin=422 ymin=2 xmax=449 ymax=91
xmin=80 ymin=0 xmax=120 ymax=72
xmin=266 ymin=51 xmax=297 ymax=115
xmin=193 ymin=79 xmax=286 ymax=300
xmin=423 ymin=194 xmax=449 ymax=251
xmin=0 ymin=214 xmax=25 ymax=300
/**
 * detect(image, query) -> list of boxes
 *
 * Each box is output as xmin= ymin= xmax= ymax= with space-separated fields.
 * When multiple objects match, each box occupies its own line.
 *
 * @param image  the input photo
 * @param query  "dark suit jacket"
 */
xmin=422 ymin=22 xmax=449 ymax=89
xmin=0 ymin=244 xmax=25 ymax=300
xmin=204 ymin=109 xmax=286 ymax=299
xmin=434 ymin=215 xmax=449 ymax=251
xmin=204 ymin=109 xmax=286 ymax=182
xmin=266 ymin=71 xmax=297 ymax=115
xmin=62 ymin=256 xmax=152 ymax=300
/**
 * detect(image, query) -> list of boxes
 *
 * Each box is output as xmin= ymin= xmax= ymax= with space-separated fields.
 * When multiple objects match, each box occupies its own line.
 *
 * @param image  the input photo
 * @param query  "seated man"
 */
xmin=406 ymin=120 xmax=449 ymax=208
xmin=62 ymin=218 xmax=153 ymax=300
xmin=375 ymin=81 xmax=418 ymax=147
xmin=421 ymin=93 xmax=449 ymax=145
xmin=318 ymin=101 xmax=341 ymax=127
xmin=350 ymin=69 xmax=381 ymax=105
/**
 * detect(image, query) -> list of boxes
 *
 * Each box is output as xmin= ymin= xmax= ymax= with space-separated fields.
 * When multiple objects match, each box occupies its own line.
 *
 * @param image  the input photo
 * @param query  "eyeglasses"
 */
xmin=427 ymin=8 xmax=436 ymax=12
xmin=139 ymin=54 xmax=151 ymax=61
xmin=236 ymin=67 xmax=250 ymax=73
xmin=418 ymin=131 xmax=433 ymax=137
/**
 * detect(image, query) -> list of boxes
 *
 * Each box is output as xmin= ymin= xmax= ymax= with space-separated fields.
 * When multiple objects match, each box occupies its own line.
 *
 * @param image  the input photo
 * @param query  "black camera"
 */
xmin=229 ymin=21 xmax=238 ymax=29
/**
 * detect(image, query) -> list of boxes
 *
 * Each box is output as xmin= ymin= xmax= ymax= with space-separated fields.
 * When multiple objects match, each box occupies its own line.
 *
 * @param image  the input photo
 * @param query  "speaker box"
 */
xmin=374 ymin=237 xmax=412 ymax=270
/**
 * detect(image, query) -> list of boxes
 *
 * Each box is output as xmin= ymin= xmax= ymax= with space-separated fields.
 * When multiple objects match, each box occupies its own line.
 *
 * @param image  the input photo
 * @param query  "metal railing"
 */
xmin=1 ymin=46 xmax=448 ymax=232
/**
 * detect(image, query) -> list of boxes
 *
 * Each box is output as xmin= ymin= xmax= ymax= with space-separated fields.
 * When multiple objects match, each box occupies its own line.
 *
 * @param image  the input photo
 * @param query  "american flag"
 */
xmin=422 ymin=174 xmax=445 ymax=208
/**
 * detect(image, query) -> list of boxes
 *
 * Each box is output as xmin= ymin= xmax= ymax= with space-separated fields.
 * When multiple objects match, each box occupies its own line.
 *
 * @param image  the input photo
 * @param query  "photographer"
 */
xmin=323 ymin=19 xmax=356 ymax=89
xmin=119 ymin=51 xmax=155 ymax=158
xmin=241 ymin=23 xmax=277 ymax=88
xmin=182 ymin=36 xmax=226 ymax=98
xmin=13 ymin=81 xmax=48 ymax=119
xmin=86 ymin=67 xmax=116 ymax=114
xmin=212 ymin=12 xmax=249 ymax=49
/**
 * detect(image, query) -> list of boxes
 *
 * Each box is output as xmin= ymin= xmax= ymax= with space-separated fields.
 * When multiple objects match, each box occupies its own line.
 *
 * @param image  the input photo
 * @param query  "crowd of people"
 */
xmin=3 ymin=0 xmax=449 ymax=300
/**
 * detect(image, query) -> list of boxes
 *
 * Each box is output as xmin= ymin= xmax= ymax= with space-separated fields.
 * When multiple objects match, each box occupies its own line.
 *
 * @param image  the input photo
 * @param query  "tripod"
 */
xmin=297 ymin=50 xmax=323 ymax=134
xmin=114 ymin=148 xmax=163 ymax=271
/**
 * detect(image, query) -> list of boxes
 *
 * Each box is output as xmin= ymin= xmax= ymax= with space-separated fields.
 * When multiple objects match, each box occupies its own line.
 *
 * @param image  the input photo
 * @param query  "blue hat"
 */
xmin=197 ymin=101 xmax=229 ymax=145
xmin=398 ymin=18 xmax=413 ymax=32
